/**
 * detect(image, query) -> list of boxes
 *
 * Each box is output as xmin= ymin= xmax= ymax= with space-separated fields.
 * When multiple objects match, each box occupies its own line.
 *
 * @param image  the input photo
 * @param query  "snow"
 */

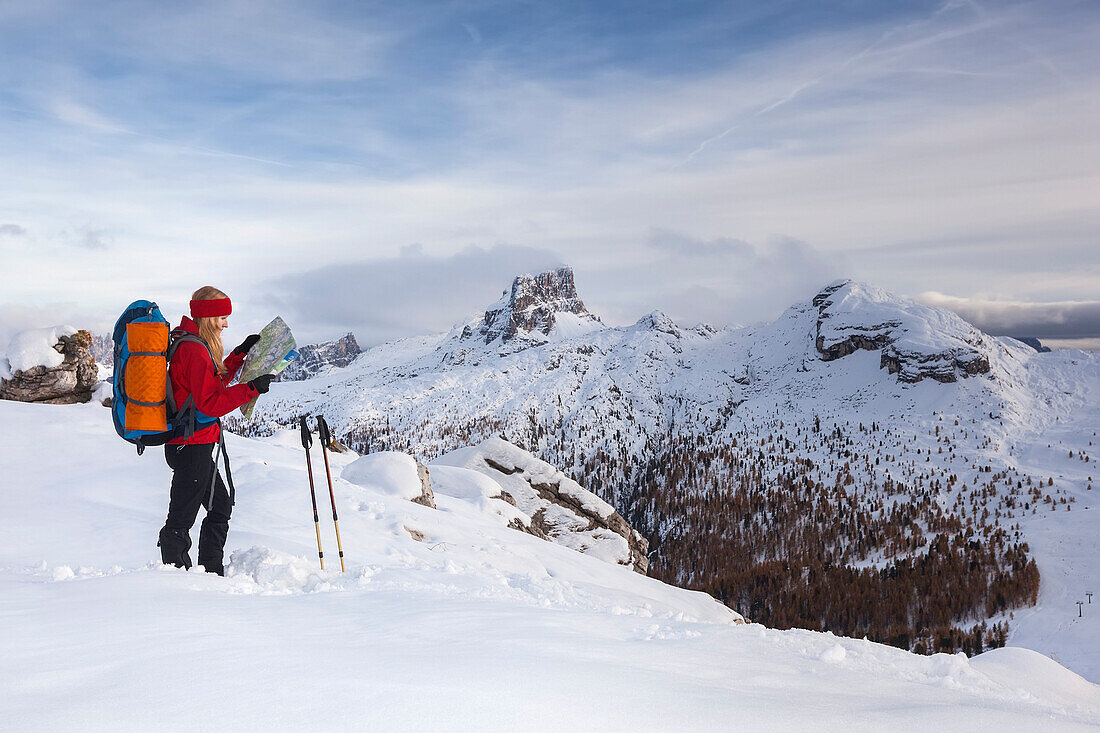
xmin=2 ymin=400 xmax=1100 ymax=730
xmin=0 ymin=325 xmax=77 ymax=379
xmin=433 ymin=438 xmax=631 ymax=566
xmin=342 ymin=451 xmax=424 ymax=501
xmin=428 ymin=463 xmax=532 ymax=529
xmin=91 ymin=379 xmax=113 ymax=404
xmin=816 ymin=281 xmax=981 ymax=357
xmin=438 ymin=436 xmax=617 ymax=520
xmin=241 ymin=278 xmax=1100 ymax=687
xmin=550 ymin=310 xmax=606 ymax=339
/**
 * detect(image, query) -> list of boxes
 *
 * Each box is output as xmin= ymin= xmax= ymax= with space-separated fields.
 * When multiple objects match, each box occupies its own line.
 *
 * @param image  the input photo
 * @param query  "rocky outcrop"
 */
xmin=813 ymin=280 xmax=992 ymax=384
xmin=278 ymin=333 xmax=360 ymax=382
xmin=880 ymin=346 xmax=991 ymax=384
xmin=434 ymin=437 xmax=650 ymax=574
xmin=412 ymin=462 xmax=437 ymax=509
xmin=813 ymin=281 xmax=900 ymax=361
xmin=461 ymin=267 xmax=602 ymax=345
xmin=1 ymin=330 xmax=98 ymax=404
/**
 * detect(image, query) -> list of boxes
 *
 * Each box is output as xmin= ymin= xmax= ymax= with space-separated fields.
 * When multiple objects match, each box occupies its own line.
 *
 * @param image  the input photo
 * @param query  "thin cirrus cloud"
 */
xmin=0 ymin=1 xmax=1097 ymax=345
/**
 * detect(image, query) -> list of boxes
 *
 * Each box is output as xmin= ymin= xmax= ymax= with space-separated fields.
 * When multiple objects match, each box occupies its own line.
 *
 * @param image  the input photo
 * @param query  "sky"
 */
xmin=0 ymin=0 xmax=1098 ymax=348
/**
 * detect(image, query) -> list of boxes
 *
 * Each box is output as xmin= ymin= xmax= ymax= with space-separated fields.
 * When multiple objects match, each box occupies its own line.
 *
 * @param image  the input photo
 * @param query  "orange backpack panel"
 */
xmin=124 ymin=321 xmax=169 ymax=432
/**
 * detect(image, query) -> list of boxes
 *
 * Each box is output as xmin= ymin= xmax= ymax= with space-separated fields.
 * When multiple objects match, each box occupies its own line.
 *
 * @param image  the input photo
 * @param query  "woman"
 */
xmin=158 ymin=286 xmax=275 ymax=575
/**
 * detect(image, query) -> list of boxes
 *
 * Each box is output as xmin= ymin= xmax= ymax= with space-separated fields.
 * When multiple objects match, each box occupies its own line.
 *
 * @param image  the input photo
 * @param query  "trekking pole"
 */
xmin=300 ymin=415 xmax=325 ymax=570
xmin=316 ymin=415 xmax=346 ymax=572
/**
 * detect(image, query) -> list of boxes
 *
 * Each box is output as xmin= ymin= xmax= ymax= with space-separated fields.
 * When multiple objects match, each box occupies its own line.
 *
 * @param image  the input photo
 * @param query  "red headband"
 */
xmin=190 ymin=298 xmax=232 ymax=319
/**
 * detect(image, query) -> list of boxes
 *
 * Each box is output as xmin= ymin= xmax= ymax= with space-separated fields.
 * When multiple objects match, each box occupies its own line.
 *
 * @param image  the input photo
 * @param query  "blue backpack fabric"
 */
xmin=111 ymin=300 xmax=216 ymax=454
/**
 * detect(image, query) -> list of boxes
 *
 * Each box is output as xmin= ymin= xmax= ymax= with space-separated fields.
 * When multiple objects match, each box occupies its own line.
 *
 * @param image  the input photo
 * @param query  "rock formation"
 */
xmin=278 ymin=333 xmax=361 ymax=382
xmin=461 ymin=267 xmax=602 ymax=345
xmin=412 ymin=462 xmax=437 ymax=509
xmin=813 ymin=280 xmax=992 ymax=383
xmin=1 ymin=330 xmax=99 ymax=404
xmin=434 ymin=437 xmax=650 ymax=574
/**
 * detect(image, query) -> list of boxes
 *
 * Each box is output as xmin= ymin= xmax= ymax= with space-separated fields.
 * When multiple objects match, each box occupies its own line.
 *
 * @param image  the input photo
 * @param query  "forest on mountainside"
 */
xmin=536 ymin=417 xmax=1049 ymax=656
xmin=228 ymin=410 xmax=1067 ymax=656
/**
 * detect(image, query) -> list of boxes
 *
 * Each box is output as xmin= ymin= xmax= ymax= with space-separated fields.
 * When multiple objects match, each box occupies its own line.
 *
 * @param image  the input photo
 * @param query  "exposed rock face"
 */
xmin=279 ymin=333 xmax=360 ymax=382
xmin=434 ymin=437 xmax=650 ymax=574
xmin=1 ymin=331 xmax=99 ymax=404
xmin=813 ymin=282 xmax=899 ymax=360
xmin=462 ymin=267 xmax=602 ymax=345
xmin=880 ymin=347 xmax=991 ymax=384
xmin=813 ymin=280 xmax=992 ymax=384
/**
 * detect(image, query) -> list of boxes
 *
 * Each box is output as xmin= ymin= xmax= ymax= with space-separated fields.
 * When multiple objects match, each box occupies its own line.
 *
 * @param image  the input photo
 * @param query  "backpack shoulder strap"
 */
xmin=169 ymin=331 xmax=214 ymax=363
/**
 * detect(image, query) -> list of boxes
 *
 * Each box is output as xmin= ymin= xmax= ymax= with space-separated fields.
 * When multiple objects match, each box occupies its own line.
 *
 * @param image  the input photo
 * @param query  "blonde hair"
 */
xmin=192 ymin=285 xmax=229 ymax=374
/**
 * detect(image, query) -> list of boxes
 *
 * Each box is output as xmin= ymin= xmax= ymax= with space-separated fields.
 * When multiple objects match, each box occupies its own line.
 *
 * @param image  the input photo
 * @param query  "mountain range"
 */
xmin=230 ymin=267 xmax=1099 ymax=676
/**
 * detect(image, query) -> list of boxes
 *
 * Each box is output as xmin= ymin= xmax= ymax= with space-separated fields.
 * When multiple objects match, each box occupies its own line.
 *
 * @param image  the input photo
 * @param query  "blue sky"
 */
xmin=1 ymin=0 xmax=1098 ymax=346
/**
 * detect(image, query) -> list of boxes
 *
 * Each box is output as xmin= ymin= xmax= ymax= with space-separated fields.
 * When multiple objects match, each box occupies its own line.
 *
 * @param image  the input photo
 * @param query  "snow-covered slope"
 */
xmin=434 ymin=437 xmax=650 ymax=573
xmin=246 ymin=278 xmax=1035 ymax=470
xmin=2 ymin=400 xmax=1099 ymax=731
xmin=237 ymin=274 xmax=1100 ymax=680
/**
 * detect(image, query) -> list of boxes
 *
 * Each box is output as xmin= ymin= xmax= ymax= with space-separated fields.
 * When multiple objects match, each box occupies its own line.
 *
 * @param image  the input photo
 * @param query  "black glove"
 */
xmin=233 ymin=334 xmax=261 ymax=356
xmin=249 ymin=374 xmax=276 ymax=394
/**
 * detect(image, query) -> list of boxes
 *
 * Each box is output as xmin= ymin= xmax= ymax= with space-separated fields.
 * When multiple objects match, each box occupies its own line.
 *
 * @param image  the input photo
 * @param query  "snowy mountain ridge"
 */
xmin=278 ymin=331 xmax=360 ymax=382
xmin=247 ymin=275 xmax=1034 ymax=472
xmin=238 ymin=271 xmax=1100 ymax=679
xmin=813 ymin=279 xmax=992 ymax=382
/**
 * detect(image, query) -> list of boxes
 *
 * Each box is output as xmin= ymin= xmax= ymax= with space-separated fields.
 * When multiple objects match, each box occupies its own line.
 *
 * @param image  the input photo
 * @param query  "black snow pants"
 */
xmin=159 ymin=442 xmax=232 ymax=575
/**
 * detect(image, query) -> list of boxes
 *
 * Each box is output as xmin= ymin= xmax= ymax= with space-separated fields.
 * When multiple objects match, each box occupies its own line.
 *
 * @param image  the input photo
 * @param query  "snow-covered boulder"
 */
xmin=0 ymin=327 xmax=99 ymax=404
xmin=342 ymin=451 xmax=436 ymax=508
xmin=433 ymin=437 xmax=650 ymax=573
xmin=813 ymin=280 xmax=992 ymax=383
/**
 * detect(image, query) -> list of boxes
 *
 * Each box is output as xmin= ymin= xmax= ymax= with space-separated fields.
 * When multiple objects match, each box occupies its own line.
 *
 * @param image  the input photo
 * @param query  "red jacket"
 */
xmin=167 ymin=317 xmax=258 ymax=445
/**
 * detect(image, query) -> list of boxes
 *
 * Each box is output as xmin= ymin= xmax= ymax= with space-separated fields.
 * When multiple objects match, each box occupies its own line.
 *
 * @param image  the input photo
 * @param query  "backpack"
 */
xmin=111 ymin=300 xmax=217 ymax=454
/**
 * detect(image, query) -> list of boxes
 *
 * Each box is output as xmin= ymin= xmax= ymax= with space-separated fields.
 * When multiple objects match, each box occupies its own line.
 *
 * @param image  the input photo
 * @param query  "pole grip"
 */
xmin=317 ymin=414 xmax=332 ymax=446
xmin=300 ymin=415 xmax=313 ymax=449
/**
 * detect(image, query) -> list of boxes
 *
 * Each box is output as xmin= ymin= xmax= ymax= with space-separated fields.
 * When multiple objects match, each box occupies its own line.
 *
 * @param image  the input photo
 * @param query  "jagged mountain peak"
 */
xmin=461 ymin=266 xmax=603 ymax=345
xmin=279 ymin=332 xmax=361 ymax=382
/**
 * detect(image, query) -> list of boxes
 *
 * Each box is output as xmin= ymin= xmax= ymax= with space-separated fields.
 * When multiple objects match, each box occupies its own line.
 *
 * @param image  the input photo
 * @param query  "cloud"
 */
xmin=0 ymin=0 xmax=1098 ymax=340
xmin=0 ymin=301 xmax=95 ymax=348
xmin=647 ymin=229 xmax=752 ymax=258
xmin=70 ymin=226 xmax=110 ymax=250
xmin=0 ymin=223 xmax=27 ymax=237
xmin=49 ymin=97 xmax=128 ymax=134
xmin=264 ymin=244 xmax=565 ymax=345
xmin=1041 ymin=337 xmax=1100 ymax=352
xmin=461 ymin=22 xmax=482 ymax=44
xmin=917 ymin=292 xmax=1100 ymax=339
xmin=586 ymin=232 xmax=844 ymax=328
